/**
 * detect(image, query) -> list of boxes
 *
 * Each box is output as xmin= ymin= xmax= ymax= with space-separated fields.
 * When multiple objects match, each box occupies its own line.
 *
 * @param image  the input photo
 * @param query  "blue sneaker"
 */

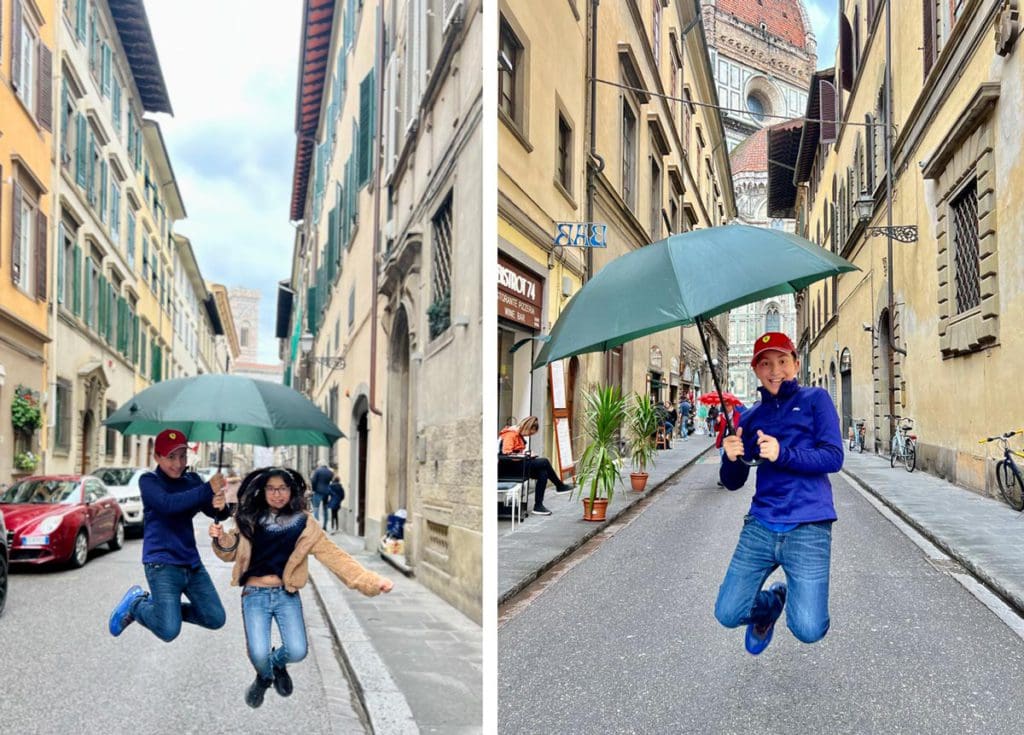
xmin=744 ymin=582 xmax=787 ymax=655
xmin=109 ymin=585 xmax=147 ymax=637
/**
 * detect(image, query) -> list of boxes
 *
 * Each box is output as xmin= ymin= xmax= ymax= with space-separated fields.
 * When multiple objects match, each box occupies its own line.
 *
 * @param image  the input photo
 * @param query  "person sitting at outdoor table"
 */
xmin=653 ymin=402 xmax=673 ymax=449
xmin=498 ymin=416 xmax=573 ymax=516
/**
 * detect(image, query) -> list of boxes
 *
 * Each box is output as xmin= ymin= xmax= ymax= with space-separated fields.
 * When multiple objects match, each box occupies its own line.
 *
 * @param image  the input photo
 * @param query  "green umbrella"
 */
xmin=103 ymin=373 xmax=344 ymax=451
xmin=533 ymin=225 xmax=858 ymax=458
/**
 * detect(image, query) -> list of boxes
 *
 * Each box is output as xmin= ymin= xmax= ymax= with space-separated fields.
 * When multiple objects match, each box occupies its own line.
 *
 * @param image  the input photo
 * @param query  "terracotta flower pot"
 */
xmin=582 ymin=497 xmax=609 ymax=521
xmin=630 ymin=472 xmax=648 ymax=492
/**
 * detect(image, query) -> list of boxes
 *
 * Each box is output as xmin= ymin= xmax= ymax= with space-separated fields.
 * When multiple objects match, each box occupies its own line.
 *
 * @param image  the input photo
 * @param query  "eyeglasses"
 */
xmin=265 ymin=486 xmax=291 ymax=495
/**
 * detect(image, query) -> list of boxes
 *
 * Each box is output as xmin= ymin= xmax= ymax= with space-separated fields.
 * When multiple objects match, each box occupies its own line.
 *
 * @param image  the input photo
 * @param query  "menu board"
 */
xmin=550 ymin=360 xmax=566 ymax=409
xmin=554 ymin=417 xmax=574 ymax=477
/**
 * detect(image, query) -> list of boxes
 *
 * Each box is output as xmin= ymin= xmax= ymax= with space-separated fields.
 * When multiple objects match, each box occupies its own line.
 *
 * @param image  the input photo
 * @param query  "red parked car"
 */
xmin=0 ymin=475 xmax=124 ymax=568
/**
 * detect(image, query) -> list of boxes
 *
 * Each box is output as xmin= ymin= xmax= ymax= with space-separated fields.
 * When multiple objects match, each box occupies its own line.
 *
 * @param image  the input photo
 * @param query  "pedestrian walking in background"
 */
xmin=309 ymin=461 xmax=334 ymax=525
xmin=498 ymin=416 xmax=574 ymax=516
xmin=327 ymin=474 xmax=345 ymax=534
xmin=696 ymin=402 xmax=709 ymax=435
xmin=715 ymin=332 xmax=844 ymax=655
xmin=707 ymin=404 xmax=719 ymax=435
xmin=678 ymin=396 xmax=692 ymax=440
xmin=209 ymin=467 xmax=393 ymax=708
xmin=108 ymin=428 xmax=228 ymax=641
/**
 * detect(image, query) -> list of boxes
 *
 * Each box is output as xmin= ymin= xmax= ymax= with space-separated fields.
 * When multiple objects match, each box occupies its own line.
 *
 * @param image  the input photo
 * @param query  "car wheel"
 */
xmin=0 ymin=555 xmax=7 ymax=617
xmin=108 ymin=519 xmax=125 ymax=550
xmin=68 ymin=530 xmax=89 ymax=569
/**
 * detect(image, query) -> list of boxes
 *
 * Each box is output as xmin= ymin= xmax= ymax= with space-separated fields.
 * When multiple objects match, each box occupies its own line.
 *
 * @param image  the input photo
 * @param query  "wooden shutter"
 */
xmin=76 ymin=115 xmax=88 ymax=186
xmin=35 ymin=210 xmax=47 ymax=300
xmin=923 ymin=0 xmax=936 ymax=74
xmin=57 ymin=223 xmax=66 ymax=304
xmin=11 ymin=183 xmax=23 ymax=285
xmin=840 ymin=15 xmax=853 ymax=92
xmin=84 ymin=257 xmax=93 ymax=326
xmin=819 ymin=80 xmax=838 ymax=144
xmin=359 ymin=70 xmax=374 ymax=186
xmin=77 ymin=0 xmax=87 ymax=42
xmin=98 ymin=273 xmax=108 ymax=334
xmin=11 ymin=1 xmax=22 ymax=93
xmin=73 ymin=244 xmax=82 ymax=314
xmin=38 ymin=44 xmax=53 ymax=132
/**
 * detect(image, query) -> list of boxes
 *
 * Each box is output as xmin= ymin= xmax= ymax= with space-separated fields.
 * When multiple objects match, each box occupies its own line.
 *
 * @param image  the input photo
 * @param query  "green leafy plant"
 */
xmin=628 ymin=393 xmax=659 ymax=474
xmin=14 ymin=450 xmax=39 ymax=472
xmin=11 ymin=385 xmax=42 ymax=434
xmin=427 ymin=288 xmax=451 ymax=339
xmin=575 ymin=385 xmax=628 ymax=508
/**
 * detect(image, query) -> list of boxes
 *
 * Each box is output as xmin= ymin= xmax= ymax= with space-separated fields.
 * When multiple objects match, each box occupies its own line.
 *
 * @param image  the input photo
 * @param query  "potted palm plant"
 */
xmin=628 ymin=393 xmax=658 ymax=491
xmin=574 ymin=385 xmax=627 ymax=521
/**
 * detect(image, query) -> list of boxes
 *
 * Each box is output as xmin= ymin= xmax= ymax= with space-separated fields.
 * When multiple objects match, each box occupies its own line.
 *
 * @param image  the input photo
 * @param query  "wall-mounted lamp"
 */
xmin=855 ymin=190 xmax=919 ymax=243
xmin=862 ymin=323 xmax=873 ymax=332
xmin=299 ymin=331 xmax=345 ymax=369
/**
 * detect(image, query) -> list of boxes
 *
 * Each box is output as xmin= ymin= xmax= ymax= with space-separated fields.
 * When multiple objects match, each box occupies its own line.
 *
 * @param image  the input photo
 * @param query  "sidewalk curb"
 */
xmin=307 ymin=559 xmax=419 ymax=735
xmin=841 ymin=463 xmax=1024 ymax=616
xmin=498 ymin=444 xmax=716 ymax=606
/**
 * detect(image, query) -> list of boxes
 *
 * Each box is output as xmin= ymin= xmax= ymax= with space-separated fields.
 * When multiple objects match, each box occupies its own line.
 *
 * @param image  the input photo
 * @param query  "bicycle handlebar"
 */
xmin=979 ymin=429 xmax=1023 ymax=444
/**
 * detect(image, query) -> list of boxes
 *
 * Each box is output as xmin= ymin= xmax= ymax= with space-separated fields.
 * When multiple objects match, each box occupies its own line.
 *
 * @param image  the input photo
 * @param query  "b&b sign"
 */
xmin=553 ymin=222 xmax=608 ymax=248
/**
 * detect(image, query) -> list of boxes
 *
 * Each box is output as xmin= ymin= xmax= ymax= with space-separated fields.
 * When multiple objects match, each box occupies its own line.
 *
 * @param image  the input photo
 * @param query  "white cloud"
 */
xmin=142 ymin=0 xmax=303 ymax=363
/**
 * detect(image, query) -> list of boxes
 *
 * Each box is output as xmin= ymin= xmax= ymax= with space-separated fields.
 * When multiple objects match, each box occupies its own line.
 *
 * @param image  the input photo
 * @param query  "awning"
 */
xmin=107 ymin=0 xmax=173 ymax=114
xmin=767 ymin=119 xmax=804 ymax=219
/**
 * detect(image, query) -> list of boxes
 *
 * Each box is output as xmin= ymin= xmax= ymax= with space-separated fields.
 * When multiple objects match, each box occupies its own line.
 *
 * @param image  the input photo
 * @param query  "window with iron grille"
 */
xmin=428 ymin=193 xmax=453 ymax=340
xmin=951 ymin=179 xmax=980 ymax=314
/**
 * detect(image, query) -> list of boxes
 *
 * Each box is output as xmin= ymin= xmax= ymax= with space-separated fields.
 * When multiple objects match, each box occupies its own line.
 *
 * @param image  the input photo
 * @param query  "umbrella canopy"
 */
xmin=533 ymin=224 xmax=857 ymax=368
xmin=103 ymin=374 xmax=344 ymax=447
xmin=699 ymin=391 xmax=743 ymax=407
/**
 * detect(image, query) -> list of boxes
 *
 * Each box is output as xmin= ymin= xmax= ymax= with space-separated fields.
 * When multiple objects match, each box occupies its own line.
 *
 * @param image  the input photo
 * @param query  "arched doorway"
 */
xmin=386 ymin=307 xmax=412 ymax=517
xmin=352 ymin=397 xmax=369 ymax=537
xmin=80 ymin=411 xmax=94 ymax=475
xmin=839 ymin=348 xmax=853 ymax=436
xmin=877 ymin=309 xmax=895 ymax=450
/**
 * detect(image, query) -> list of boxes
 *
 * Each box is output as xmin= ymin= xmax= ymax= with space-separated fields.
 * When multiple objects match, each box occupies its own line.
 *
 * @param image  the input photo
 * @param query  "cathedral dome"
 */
xmin=716 ymin=0 xmax=812 ymax=50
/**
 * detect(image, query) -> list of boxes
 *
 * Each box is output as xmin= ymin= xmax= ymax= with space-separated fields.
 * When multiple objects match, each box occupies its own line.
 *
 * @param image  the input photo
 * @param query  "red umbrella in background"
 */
xmin=698 ymin=391 xmax=743 ymax=407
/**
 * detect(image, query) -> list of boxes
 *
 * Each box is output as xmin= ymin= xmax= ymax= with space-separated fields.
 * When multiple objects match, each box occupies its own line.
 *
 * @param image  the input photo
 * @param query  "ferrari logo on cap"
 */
xmin=169 ymin=432 xmax=177 ymax=439
xmin=762 ymin=336 xmax=771 ymax=343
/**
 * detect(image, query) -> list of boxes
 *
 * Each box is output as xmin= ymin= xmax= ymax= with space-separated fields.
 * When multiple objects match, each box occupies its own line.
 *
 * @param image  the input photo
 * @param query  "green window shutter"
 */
xmin=307 ymin=286 xmax=318 ymax=335
xmin=358 ymin=69 xmax=375 ymax=186
xmin=152 ymin=342 xmax=161 ymax=382
xmin=57 ymin=224 xmax=66 ymax=305
xmin=132 ymin=314 xmax=139 ymax=365
xmin=101 ymin=43 xmax=112 ymax=97
xmin=72 ymin=245 xmax=82 ymax=315
xmin=60 ymin=82 xmax=69 ymax=163
xmin=76 ymin=0 xmax=87 ymax=42
xmin=86 ymin=133 xmax=96 ymax=204
xmin=98 ymin=274 xmax=108 ymax=335
xmin=75 ymin=115 xmax=87 ymax=186
xmin=112 ymin=83 xmax=121 ymax=133
xmin=99 ymin=160 xmax=108 ymax=221
xmin=84 ymin=258 xmax=93 ymax=328
xmin=107 ymin=284 xmax=116 ymax=344
xmin=327 ymin=206 xmax=338 ymax=283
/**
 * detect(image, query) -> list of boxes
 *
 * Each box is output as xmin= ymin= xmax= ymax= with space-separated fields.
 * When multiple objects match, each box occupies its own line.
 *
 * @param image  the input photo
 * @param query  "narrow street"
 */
xmin=0 ymin=520 xmax=367 ymax=735
xmin=499 ymin=457 xmax=1024 ymax=734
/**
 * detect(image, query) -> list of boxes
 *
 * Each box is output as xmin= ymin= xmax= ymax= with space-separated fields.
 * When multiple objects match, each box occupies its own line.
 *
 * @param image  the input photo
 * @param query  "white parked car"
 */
xmin=92 ymin=467 xmax=148 ymax=532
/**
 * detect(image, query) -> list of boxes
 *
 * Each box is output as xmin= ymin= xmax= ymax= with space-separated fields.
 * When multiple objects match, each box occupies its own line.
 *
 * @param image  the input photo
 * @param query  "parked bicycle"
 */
xmin=885 ymin=415 xmax=916 ymax=472
xmin=847 ymin=419 xmax=866 ymax=453
xmin=979 ymin=430 xmax=1024 ymax=511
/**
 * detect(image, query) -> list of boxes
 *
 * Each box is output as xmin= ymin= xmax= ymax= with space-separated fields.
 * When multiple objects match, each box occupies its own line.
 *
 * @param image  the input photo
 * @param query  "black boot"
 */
xmin=273 ymin=664 xmax=293 ymax=697
xmin=245 ymin=675 xmax=274 ymax=708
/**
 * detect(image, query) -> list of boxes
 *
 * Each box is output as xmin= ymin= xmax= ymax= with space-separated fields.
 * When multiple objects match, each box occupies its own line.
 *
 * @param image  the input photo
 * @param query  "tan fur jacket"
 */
xmin=211 ymin=511 xmax=385 ymax=596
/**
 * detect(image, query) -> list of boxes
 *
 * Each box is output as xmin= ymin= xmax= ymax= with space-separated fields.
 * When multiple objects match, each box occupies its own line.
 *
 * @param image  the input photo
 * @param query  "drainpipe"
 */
xmin=368 ymin=2 xmax=385 ymax=417
xmin=585 ymin=0 xmax=600 ymax=286
xmin=883 ymin=0 xmax=906 ymax=359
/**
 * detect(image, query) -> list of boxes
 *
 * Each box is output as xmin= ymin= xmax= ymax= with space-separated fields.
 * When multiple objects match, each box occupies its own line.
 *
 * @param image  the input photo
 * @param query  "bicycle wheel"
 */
xmin=890 ymin=437 xmax=898 ymax=467
xmin=905 ymin=440 xmax=916 ymax=472
xmin=997 ymin=460 xmax=1024 ymax=511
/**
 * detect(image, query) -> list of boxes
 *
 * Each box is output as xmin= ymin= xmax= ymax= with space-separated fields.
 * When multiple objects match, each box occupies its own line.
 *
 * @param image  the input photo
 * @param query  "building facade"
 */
xmin=284 ymin=0 xmax=482 ymax=622
xmin=701 ymin=0 xmax=815 ymax=403
xmin=0 ymin=0 xmax=56 ymax=483
xmin=498 ymin=0 xmax=736 ymax=470
xmin=775 ymin=0 xmax=1024 ymax=497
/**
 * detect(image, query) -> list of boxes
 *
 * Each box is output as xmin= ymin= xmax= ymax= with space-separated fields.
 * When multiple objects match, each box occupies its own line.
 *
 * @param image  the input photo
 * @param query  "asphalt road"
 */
xmin=0 ymin=519 xmax=366 ymax=735
xmin=498 ymin=457 xmax=1024 ymax=734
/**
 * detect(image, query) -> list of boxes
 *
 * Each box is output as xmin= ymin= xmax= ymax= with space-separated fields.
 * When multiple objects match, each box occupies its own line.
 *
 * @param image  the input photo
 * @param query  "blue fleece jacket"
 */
xmin=719 ymin=379 xmax=843 ymax=524
xmin=139 ymin=467 xmax=218 ymax=566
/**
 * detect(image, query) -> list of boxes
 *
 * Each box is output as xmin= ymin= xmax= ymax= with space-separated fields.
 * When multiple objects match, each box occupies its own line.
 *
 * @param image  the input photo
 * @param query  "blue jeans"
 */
xmin=311 ymin=493 xmax=329 ymax=524
xmin=714 ymin=516 xmax=832 ymax=644
xmin=133 ymin=563 xmax=226 ymax=642
xmin=241 ymin=586 xmax=308 ymax=680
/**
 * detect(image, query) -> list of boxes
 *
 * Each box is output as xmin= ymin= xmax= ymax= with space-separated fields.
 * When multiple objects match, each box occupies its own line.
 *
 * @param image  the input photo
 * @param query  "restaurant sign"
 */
xmin=498 ymin=256 xmax=543 ymax=330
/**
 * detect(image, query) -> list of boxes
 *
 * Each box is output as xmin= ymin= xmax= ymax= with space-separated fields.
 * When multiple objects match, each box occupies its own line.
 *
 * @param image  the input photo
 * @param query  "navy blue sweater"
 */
xmin=139 ymin=467 xmax=218 ymax=566
xmin=720 ymin=379 xmax=844 ymax=524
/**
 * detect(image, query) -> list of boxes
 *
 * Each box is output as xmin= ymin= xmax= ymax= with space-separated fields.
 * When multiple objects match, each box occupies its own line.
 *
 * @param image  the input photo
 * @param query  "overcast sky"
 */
xmin=143 ymin=0 xmax=302 ymax=364
xmin=138 ymin=1 xmax=836 ymax=366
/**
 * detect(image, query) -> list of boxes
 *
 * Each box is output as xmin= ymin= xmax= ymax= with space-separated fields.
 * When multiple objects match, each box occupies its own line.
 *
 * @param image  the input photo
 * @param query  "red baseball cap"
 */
xmin=154 ymin=428 xmax=189 ymax=456
xmin=751 ymin=332 xmax=798 ymax=367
